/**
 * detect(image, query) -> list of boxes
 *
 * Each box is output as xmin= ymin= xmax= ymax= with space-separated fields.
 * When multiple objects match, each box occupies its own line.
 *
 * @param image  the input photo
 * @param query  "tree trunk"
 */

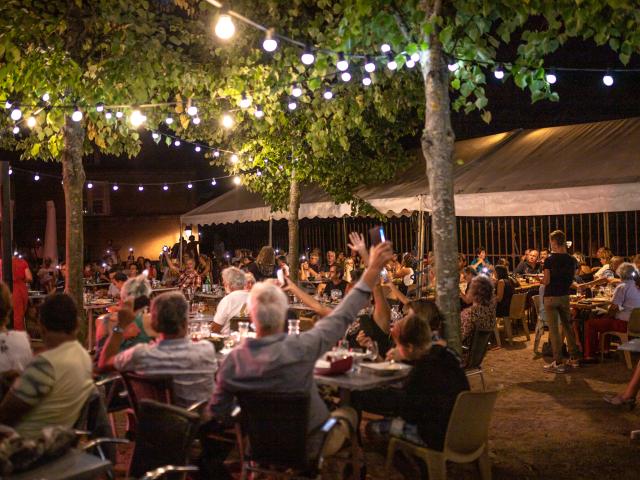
xmin=287 ymin=176 xmax=301 ymax=282
xmin=422 ymin=34 xmax=461 ymax=353
xmin=61 ymin=116 xmax=86 ymax=341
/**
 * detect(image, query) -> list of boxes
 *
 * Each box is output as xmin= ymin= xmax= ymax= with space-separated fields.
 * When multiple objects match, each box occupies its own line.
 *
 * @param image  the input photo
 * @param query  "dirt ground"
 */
xmin=365 ymin=331 xmax=640 ymax=480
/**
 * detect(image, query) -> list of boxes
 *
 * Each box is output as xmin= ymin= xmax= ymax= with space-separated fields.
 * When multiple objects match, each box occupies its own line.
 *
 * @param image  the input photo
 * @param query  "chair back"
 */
xmin=74 ymin=388 xmax=117 ymax=462
xmin=121 ymin=372 xmax=174 ymax=415
xmin=444 ymin=391 xmax=498 ymax=456
xmin=236 ymin=391 xmax=310 ymax=471
xmin=508 ymin=293 xmax=527 ymax=319
xmin=466 ymin=330 xmax=492 ymax=369
xmin=628 ymin=308 xmax=640 ymax=337
xmin=128 ymin=399 xmax=200 ymax=479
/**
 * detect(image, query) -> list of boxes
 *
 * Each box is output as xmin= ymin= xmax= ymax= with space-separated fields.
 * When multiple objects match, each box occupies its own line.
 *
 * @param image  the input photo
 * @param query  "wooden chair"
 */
xmin=385 ymin=390 xmax=499 ymax=480
xmin=496 ymin=293 xmax=528 ymax=345
xmin=600 ymin=307 xmax=640 ymax=369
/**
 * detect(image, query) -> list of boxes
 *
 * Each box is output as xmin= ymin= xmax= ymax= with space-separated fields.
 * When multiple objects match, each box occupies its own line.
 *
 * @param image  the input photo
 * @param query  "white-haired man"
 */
xmin=211 ymin=267 xmax=250 ymax=334
xmin=202 ymin=241 xmax=393 ymax=478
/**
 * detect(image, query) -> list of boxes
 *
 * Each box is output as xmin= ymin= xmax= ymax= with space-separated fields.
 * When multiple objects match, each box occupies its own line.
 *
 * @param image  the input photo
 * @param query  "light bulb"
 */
xmin=214 ymin=149 xmax=220 ymax=157
xmin=4 ymin=101 xmax=11 ymax=109
xmin=291 ymin=86 xmax=302 ymax=97
xmin=254 ymin=106 xmax=264 ymax=118
xmin=193 ymin=117 xmax=201 ymax=125
xmin=195 ymin=145 xmax=201 ymax=152
xmin=34 ymin=173 xmax=40 ymax=181
xmin=448 ymin=62 xmax=459 ymax=72
xmin=163 ymin=184 xmax=169 ymax=191
xmin=26 ymin=116 xmax=37 ymax=128
xmin=215 ymin=13 xmax=235 ymax=40
xmin=336 ymin=53 xmax=349 ymax=71
xmin=165 ymin=116 xmax=174 ymax=125
xmin=603 ymin=74 xmax=614 ymax=86
xmin=323 ymin=89 xmax=333 ymax=100
xmin=71 ymin=108 xmax=83 ymax=122
xmin=187 ymin=182 xmax=193 ymax=189
xmin=386 ymin=52 xmax=397 ymax=71
xmin=221 ymin=114 xmax=234 ymax=129
xmin=256 ymin=170 xmax=262 ymax=177
xmin=105 ymin=111 xmax=113 ymax=120
xmin=546 ymin=72 xmax=557 ymax=84
xmin=211 ymin=179 xmax=217 ymax=186
xmin=112 ymin=184 xmax=119 ymax=191
xmin=233 ymin=176 xmax=241 ymax=185
xmin=87 ymin=182 xmax=93 ymax=189
xmin=288 ymin=100 xmax=297 ymax=110
xmin=301 ymin=50 xmax=315 ymax=65
xmin=129 ymin=109 xmax=146 ymax=127
xmin=41 ymin=93 xmax=50 ymax=102
xmin=10 ymin=108 xmax=22 ymax=121
xmin=364 ymin=56 xmax=376 ymax=73
xmin=341 ymin=71 xmax=351 ymax=82
xmin=138 ymin=185 xmax=144 ymax=191
xmin=115 ymin=111 xmax=123 ymax=119
xmin=406 ymin=58 xmax=415 ymax=68
xmin=263 ymin=30 xmax=277 ymax=52
xmin=494 ymin=69 xmax=504 ymax=79
xmin=231 ymin=154 xmax=239 ymax=163
xmin=174 ymin=140 xmax=181 ymax=146
xmin=410 ymin=52 xmax=420 ymax=62
xmin=187 ymin=105 xmax=198 ymax=116
xmin=362 ymin=75 xmax=372 ymax=86
xmin=96 ymin=103 xmax=104 ymax=112
xmin=8 ymin=168 xmax=12 ymax=175
xmin=152 ymin=132 xmax=160 ymax=140
xmin=381 ymin=43 xmax=391 ymax=53
xmin=239 ymin=95 xmax=252 ymax=108
xmin=12 ymin=126 xmax=19 ymax=134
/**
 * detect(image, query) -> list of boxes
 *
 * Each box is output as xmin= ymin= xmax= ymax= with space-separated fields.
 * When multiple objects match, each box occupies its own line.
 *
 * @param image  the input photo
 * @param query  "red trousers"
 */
xmin=583 ymin=316 xmax=627 ymax=359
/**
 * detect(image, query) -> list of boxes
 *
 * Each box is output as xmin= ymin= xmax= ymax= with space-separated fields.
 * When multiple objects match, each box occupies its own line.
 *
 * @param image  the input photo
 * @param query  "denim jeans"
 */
xmin=544 ymin=295 xmax=580 ymax=362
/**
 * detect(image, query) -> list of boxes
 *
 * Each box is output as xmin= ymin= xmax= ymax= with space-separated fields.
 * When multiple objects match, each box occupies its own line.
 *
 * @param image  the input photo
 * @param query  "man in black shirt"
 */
xmin=320 ymin=265 xmax=349 ymax=301
xmin=515 ymin=249 xmax=541 ymax=275
xmin=541 ymin=230 xmax=580 ymax=373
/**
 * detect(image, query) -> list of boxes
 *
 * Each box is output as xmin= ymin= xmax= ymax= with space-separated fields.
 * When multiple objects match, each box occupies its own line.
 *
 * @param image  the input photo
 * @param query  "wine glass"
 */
xmin=366 ymin=340 xmax=379 ymax=362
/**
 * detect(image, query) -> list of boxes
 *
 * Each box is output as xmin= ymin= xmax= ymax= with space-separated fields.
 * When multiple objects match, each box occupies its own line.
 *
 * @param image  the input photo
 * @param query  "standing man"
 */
xmin=541 ymin=230 xmax=580 ymax=373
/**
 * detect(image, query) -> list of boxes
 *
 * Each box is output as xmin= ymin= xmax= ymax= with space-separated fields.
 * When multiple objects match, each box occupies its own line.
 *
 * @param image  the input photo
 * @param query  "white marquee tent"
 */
xmin=181 ymin=117 xmax=640 ymax=225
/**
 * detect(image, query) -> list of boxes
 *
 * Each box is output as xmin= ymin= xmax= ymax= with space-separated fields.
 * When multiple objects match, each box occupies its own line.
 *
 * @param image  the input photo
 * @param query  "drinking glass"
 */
xmin=238 ymin=321 xmax=250 ymax=338
xmin=288 ymin=319 xmax=300 ymax=335
xmin=366 ymin=340 xmax=379 ymax=361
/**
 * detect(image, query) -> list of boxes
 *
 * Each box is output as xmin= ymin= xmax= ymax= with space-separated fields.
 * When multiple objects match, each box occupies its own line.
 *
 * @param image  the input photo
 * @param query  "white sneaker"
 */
xmin=543 ymin=361 xmax=568 ymax=374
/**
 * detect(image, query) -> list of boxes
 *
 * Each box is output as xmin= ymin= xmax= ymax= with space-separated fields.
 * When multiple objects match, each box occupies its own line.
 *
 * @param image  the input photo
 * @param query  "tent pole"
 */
xmin=268 ymin=216 xmax=273 ymax=247
xmin=0 ymin=162 xmax=13 ymax=290
xmin=179 ymin=222 xmax=183 ymax=264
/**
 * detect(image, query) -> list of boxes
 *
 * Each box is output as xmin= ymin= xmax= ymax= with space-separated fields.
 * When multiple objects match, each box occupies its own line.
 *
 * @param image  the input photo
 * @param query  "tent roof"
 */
xmin=182 ymin=117 xmax=640 ymax=224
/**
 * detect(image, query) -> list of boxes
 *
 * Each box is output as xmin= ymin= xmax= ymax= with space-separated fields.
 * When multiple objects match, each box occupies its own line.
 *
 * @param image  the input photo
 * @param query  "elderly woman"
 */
xmin=460 ymin=275 xmax=496 ymax=352
xmin=211 ymin=267 xmax=249 ymax=334
xmin=583 ymin=262 xmax=640 ymax=360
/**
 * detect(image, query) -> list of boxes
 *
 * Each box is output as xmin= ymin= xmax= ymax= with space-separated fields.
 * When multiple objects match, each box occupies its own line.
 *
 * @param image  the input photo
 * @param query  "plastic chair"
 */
xmin=235 ymin=391 xmax=353 ymax=479
xmin=600 ymin=307 xmax=640 ymax=369
xmin=497 ymin=293 xmax=528 ymax=345
xmin=385 ymin=390 xmax=499 ymax=480
xmin=465 ymin=330 xmax=492 ymax=390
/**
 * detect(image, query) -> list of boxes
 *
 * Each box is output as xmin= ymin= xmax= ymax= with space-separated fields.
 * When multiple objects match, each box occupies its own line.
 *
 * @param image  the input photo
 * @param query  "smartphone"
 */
xmin=369 ymin=225 xmax=386 ymax=246
xmin=162 ymin=246 xmax=169 ymax=252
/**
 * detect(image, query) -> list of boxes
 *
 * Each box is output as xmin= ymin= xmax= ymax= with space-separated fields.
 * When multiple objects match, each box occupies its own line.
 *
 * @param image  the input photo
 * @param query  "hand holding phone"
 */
xmin=369 ymin=226 xmax=386 ymax=246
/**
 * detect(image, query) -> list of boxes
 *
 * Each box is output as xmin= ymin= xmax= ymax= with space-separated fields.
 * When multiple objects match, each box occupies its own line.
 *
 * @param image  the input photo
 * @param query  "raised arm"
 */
xmin=284 ymin=279 xmax=332 ymax=317
xmin=372 ymin=283 xmax=391 ymax=334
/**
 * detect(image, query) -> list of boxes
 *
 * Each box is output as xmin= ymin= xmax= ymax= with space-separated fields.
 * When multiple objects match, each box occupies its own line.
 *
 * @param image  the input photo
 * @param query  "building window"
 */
xmin=86 ymin=182 xmax=110 ymax=216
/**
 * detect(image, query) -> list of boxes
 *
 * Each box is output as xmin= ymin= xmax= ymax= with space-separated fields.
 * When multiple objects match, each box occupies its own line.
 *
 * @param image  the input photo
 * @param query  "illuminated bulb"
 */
xmin=214 ymin=149 xmax=220 ymax=157
xmin=96 ymin=103 xmax=104 ymax=112
xmin=221 ymin=114 xmax=234 ymax=129
xmin=386 ymin=52 xmax=397 ymax=71
xmin=12 ymin=126 xmax=19 ymax=134
xmin=214 ymin=13 xmax=236 ymax=40
xmin=448 ymin=62 xmax=459 ymax=72
xmin=602 ymin=74 xmax=614 ymax=86
xmin=195 ymin=145 xmax=201 ymax=152
xmin=115 ymin=111 xmax=123 ymax=119
xmin=323 ymin=89 xmax=333 ymax=100
xmin=105 ymin=111 xmax=113 ymax=120
xmin=381 ymin=43 xmax=391 ymax=53
xmin=34 ymin=173 xmax=40 ymax=181
xmin=254 ymin=106 xmax=264 ymax=118
xmin=163 ymin=184 xmax=169 ymax=191
xmin=362 ymin=75 xmax=372 ymax=86
xmin=26 ymin=116 xmax=37 ymax=128
xmin=112 ymin=184 xmax=119 ymax=191
xmin=239 ymin=95 xmax=252 ymax=108
xmin=10 ymin=108 xmax=22 ymax=121
xmin=406 ymin=57 xmax=415 ymax=68
xmin=165 ymin=116 xmax=174 ymax=125
xmin=193 ymin=117 xmax=201 ymax=125
xmin=364 ymin=56 xmax=376 ymax=73
xmin=263 ymin=29 xmax=278 ymax=52
xmin=42 ymin=93 xmax=50 ymax=102
xmin=410 ymin=52 xmax=420 ymax=62
xmin=8 ymin=168 xmax=12 ymax=175
xmin=546 ymin=72 xmax=557 ymax=84
xmin=291 ymin=86 xmax=302 ymax=97
xmin=233 ymin=176 xmax=241 ymax=185
xmin=138 ymin=185 xmax=144 ymax=192
xmin=71 ymin=108 xmax=83 ymax=122
xmin=341 ymin=71 xmax=351 ymax=82
xmin=4 ymin=101 xmax=11 ymax=109
xmin=336 ymin=53 xmax=349 ymax=71
xmin=87 ymin=182 xmax=93 ymax=189
xmin=174 ymin=140 xmax=181 ymax=147
xmin=211 ymin=178 xmax=217 ymax=186
xmin=231 ymin=154 xmax=239 ymax=164
xmin=129 ymin=109 xmax=146 ymax=127
xmin=301 ymin=50 xmax=315 ymax=65
xmin=187 ymin=105 xmax=198 ymax=116
xmin=288 ymin=100 xmax=297 ymax=110
xmin=494 ymin=69 xmax=504 ymax=79
xmin=187 ymin=182 xmax=193 ymax=189
xmin=256 ymin=170 xmax=262 ymax=177
xmin=152 ymin=132 xmax=160 ymax=140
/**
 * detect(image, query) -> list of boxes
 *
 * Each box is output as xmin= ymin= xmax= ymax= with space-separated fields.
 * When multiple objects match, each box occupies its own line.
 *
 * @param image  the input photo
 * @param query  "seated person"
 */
xmin=460 ymin=275 xmax=496 ymax=355
xmin=592 ymin=247 xmax=613 ymax=276
xmin=0 ymin=283 xmax=32 ymax=396
xmin=244 ymin=272 xmax=256 ymax=291
xmin=470 ymin=247 xmax=492 ymax=274
xmin=0 ymin=294 xmax=94 ymax=437
xmin=515 ymin=249 xmax=541 ymax=275
xmin=459 ymin=266 xmax=477 ymax=307
xmin=211 ymin=267 xmax=249 ymax=334
xmin=604 ymin=347 xmax=640 ymax=407
xmin=393 ymin=254 xmax=415 ymax=295
xmin=107 ymin=271 xmax=127 ymax=299
xmin=579 ymin=255 xmax=624 ymax=291
xmin=573 ymin=252 xmax=594 ymax=282
xmin=317 ymin=265 xmax=349 ymax=301
xmin=98 ymin=292 xmax=216 ymax=408
xmin=494 ymin=265 xmax=514 ymax=319
xmin=358 ymin=306 xmax=469 ymax=450
xmin=201 ymin=241 xmax=393 ymax=478
xmin=583 ymin=262 xmax=640 ymax=360
xmin=95 ymin=274 xmax=157 ymax=360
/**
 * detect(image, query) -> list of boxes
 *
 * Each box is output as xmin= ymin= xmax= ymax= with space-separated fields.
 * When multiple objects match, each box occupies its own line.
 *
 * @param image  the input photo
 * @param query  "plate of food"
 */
xmin=360 ymin=361 xmax=411 ymax=376
xmin=314 ymin=356 xmax=353 ymax=376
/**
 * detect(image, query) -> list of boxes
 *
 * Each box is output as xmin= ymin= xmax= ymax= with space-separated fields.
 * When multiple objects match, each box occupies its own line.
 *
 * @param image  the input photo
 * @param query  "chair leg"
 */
xmin=478 ymin=446 xmax=492 ymax=480
xmin=384 ymin=437 xmax=398 ymax=475
xmin=624 ymin=351 xmax=633 ymax=370
xmin=504 ymin=318 xmax=513 ymax=345
xmin=480 ymin=371 xmax=486 ymax=391
xmin=493 ymin=325 xmax=501 ymax=348
xmin=599 ymin=333 xmax=607 ymax=363
xmin=424 ymin=451 xmax=446 ymax=480
xmin=521 ymin=317 xmax=530 ymax=341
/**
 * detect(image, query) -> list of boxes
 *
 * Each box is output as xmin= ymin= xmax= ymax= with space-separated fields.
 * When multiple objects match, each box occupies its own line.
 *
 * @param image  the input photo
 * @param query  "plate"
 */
xmin=360 ymin=361 xmax=411 ymax=376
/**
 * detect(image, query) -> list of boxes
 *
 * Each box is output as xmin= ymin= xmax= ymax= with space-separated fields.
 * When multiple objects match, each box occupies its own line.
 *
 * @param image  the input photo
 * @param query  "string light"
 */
xmin=231 ymin=154 xmax=239 ymax=163
xmin=263 ymin=29 xmax=278 ymax=52
xmin=214 ymin=149 xmax=221 ymax=157
xmin=233 ymin=176 xmax=241 ymax=185
xmin=405 ymin=55 xmax=415 ymax=69
xmin=163 ymin=184 xmax=169 ymax=191
xmin=187 ymin=105 xmax=198 ymax=116
xmin=301 ymin=49 xmax=315 ymax=65
xmin=10 ymin=107 xmax=22 ymax=121
xmin=546 ymin=71 xmax=557 ymax=84
xmin=288 ymin=99 xmax=297 ymax=110
xmin=291 ymin=85 xmax=302 ymax=98
xmin=341 ymin=71 xmax=351 ymax=82
xmin=215 ymin=13 xmax=236 ymax=40
xmin=603 ymin=74 xmax=614 ymax=86
xmin=193 ymin=117 xmax=201 ymax=125
xmin=96 ymin=103 xmax=105 ymax=112
xmin=129 ymin=109 xmax=146 ymax=127
xmin=211 ymin=178 xmax=217 ymax=186
xmin=71 ymin=107 xmax=83 ymax=122
xmin=386 ymin=53 xmax=397 ymax=71
xmin=8 ymin=168 xmax=12 ymax=175
xmin=336 ymin=53 xmax=349 ymax=72
xmin=87 ymin=182 xmax=93 ymax=189
xmin=195 ymin=145 xmax=201 ymax=152
xmin=112 ymin=184 xmax=119 ymax=191
xmin=381 ymin=44 xmax=391 ymax=53
xmin=362 ymin=75 xmax=372 ymax=86
xmin=41 ymin=93 xmax=50 ymax=102
xmin=410 ymin=52 xmax=420 ymax=63
xmin=494 ymin=67 xmax=505 ymax=79
xmin=254 ymin=106 xmax=264 ymax=118
xmin=187 ymin=182 xmax=193 ymax=189
xmin=448 ymin=62 xmax=459 ymax=72
xmin=12 ymin=126 xmax=19 ymax=134
xmin=26 ymin=116 xmax=37 ymax=128
xmin=364 ymin=55 xmax=376 ymax=73
xmin=323 ymin=89 xmax=333 ymax=100
xmin=4 ymin=101 xmax=11 ymax=109
xmin=174 ymin=139 xmax=181 ymax=146
xmin=165 ymin=115 xmax=174 ymax=125
xmin=239 ymin=94 xmax=252 ymax=109
xmin=138 ymin=185 xmax=144 ymax=191
xmin=152 ymin=132 xmax=160 ymax=140
xmin=105 ymin=111 xmax=113 ymax=120
xmin=34 ymin=173 xmax=40 ymax=181
xmin=115 ymin=111 xmax=123 ymax=119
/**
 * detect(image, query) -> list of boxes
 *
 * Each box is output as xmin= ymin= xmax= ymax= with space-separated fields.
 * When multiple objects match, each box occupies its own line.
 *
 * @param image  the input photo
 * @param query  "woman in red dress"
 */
xmin=10 ymin=258 xmax=32 ymax=331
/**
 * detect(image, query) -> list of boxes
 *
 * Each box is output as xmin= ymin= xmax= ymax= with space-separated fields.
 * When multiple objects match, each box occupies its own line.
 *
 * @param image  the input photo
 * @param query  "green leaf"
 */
xmin=481 ymin=111 xmax=492 ymax=124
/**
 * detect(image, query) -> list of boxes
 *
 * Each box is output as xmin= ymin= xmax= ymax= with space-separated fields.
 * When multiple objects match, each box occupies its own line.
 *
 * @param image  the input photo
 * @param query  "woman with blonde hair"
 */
xmin=247 ymin=246 xmax=276 ymax=281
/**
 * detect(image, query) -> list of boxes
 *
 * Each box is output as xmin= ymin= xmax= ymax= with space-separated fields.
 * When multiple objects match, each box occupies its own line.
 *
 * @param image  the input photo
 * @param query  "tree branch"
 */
xmin=391 ymin=4 xmax=413 ymax=43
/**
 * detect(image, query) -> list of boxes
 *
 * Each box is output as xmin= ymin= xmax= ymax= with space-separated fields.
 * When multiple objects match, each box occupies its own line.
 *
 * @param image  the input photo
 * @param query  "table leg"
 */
xmin=87 ymin=309 xmax=94 ymax=351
